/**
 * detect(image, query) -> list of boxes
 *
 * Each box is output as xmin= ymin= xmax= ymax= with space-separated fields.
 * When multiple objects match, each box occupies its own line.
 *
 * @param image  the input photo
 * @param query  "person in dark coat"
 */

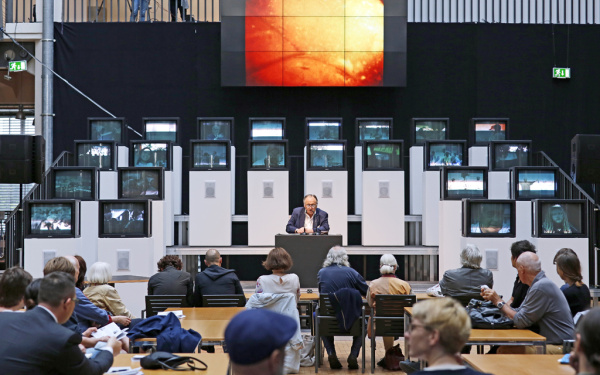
xmin=148 ymin=255 xmax=194 ymax=307
xmin=194 ymin=249 xmax=245 ymax=307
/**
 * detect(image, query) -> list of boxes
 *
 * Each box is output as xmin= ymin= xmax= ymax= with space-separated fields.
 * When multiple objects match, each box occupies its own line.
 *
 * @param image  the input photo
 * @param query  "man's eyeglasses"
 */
xmin=66 ymin=296 xmax=81 ymax=305
xmin=305 ymin=204 xmax=317 ymax=208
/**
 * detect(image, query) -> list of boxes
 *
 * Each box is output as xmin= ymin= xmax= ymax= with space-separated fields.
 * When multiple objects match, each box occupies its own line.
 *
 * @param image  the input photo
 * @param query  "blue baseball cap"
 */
xmin=225 ymin=309 xmax=297 ymax=365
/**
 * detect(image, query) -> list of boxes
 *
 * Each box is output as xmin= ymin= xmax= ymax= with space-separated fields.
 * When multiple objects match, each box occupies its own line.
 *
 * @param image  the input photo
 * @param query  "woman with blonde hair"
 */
xmin=84 ymin=262 xmax=136 ymax=319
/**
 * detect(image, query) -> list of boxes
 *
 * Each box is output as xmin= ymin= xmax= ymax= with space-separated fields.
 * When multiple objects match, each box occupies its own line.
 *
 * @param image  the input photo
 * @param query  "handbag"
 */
xmin=466 ymin=299 xmax=514 ymax=329
xmin=383 ymin=344 xmax=404 ymax=371
xmin=140 ymin=351 xmax=208 ymax=371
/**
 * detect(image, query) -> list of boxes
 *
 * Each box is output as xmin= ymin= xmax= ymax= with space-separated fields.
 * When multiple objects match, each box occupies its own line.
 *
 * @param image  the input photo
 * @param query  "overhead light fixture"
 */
xmin=15 ymin=105 xmax=26 ymax=120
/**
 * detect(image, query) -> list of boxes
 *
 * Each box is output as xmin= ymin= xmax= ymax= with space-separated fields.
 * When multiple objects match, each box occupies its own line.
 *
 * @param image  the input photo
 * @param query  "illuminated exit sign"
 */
xmin=8 ymin=61 xmax=27 ymax=72
xmin=553 ymin=67 xmax=571 ymax=79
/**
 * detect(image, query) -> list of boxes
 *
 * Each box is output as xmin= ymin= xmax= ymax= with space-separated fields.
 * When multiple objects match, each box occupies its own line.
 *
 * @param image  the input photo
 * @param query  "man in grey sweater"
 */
xmin=481 ymin=252 xmax=574 ymax=354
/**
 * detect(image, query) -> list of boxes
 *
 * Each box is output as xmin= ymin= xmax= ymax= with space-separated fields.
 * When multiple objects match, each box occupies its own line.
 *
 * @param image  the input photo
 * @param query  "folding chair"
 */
xmin=142 ymin=295 xmax=187 ymax=318
xmin=202 ymin=294 xmax=246 ymax=307
xmin=369 ymin=294 xmax=416 ymax=373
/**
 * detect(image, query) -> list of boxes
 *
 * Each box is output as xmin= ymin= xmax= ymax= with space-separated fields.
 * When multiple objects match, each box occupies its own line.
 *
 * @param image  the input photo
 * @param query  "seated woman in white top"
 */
xmin=256 ymin=247 xmax=301 ymax=301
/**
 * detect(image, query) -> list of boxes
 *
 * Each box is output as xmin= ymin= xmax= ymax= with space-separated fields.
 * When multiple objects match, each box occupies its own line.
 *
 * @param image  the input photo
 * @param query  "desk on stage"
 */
xmin=275 ymin=234 xmax=343 ymax=288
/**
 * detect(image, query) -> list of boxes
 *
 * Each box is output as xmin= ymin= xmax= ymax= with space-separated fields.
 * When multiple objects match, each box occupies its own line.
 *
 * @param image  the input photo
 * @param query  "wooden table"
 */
xmin=165 ymin=307 xmax=245 ymax=345
xmin=463 ymin=354 xmax=575 ymax=375
xmin=166 ymin=307 xmax=245 ymax=320
xmin=109 ymin=353 xmax=229 ymax=374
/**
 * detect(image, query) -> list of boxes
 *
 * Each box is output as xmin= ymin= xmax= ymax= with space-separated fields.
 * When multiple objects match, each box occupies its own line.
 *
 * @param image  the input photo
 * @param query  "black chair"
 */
xmin=315 ymin=294 xmax=366 ymax=373
xmin=369 ymin=294 xmax=416 ymax=373
xmin=202 ymin=294 xmax=246 ymax=307
xmin=142 ymin=295 xmax=187 ymax=318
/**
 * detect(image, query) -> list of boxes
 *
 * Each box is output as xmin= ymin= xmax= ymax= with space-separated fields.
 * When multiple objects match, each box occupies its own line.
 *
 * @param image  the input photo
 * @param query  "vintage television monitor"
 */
xmin=424 ymin=140 xmax=467 ymax=171
xmin=532 ymin=199 xmax=587 ymax=238
xmin=129 ymin=141 xmax=172 ymax=171
xmin=510 ymin=167 xmax=560 ymax=200
xmin=99 ymin=199 xmax=151 ymax=238
xmin=249 ymin=118 xmax=286 ymax=140
xmin=143 ymin=117 xmax=179 ymax=143
xmin=471 ymin=118 xmax=509 ymax=145
xmin=356 ymin=118 xmax=392 ymax=145
xmin=197 ymin=117 xmax=234 ymax=141
xmin=441 ymin=167 xmax=488 ymax=200
xmin=363 ymin=140 xmax=403 ymax=170
xmin=24 ymin=200 xmax=80 ymax=238
xmin=190 ymin=140 xmax=231 ymax=171
xmin=88 ymin=117 xmax=126 ymax=144
xmin=306 ymin=118 xmax=342 ymax=140
xmin=74 ymin=140 xmax=117 ymax=171
xmin=50 ymin=167 xmax=98 ymax=201
xmin=248 ymin=140 xmax=289 ymax=170
xmin=118 ymin=167 xmax=164 ymax=200
xmin=462 ymin=199 xmax=516 ymax=237
xmin=489 ymin=140 xmax=531 ymax=171
xmin=307 ymin=140 xmax=347 ymax=171
xmin=412 ymin=118 xmax=449 ymax=146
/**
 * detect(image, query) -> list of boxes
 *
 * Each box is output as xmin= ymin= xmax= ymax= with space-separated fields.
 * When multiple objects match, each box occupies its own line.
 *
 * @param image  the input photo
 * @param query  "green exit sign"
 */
xmin=553 ymin=67 xmax=571 ymax=79
xmin=8 ymin=61 xmax=27 ymax=72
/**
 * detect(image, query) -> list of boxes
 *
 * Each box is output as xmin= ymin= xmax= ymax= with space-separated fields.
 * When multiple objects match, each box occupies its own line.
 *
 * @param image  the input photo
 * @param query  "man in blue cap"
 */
xmin=225 ymin=309 xmax=297 ymax=375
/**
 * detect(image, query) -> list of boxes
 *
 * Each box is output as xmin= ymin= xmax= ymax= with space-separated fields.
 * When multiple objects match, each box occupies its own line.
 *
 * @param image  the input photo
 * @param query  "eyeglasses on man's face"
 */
xmin=305 ymin=204 xmax=317 ymax=208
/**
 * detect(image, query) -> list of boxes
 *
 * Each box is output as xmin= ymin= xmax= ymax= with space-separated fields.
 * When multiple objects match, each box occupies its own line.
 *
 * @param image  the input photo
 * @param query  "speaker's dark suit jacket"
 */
xmin=0 ymin=306 xmax=114 ymax=374
xmin=286 ymin=207 xmax=330 ymax=234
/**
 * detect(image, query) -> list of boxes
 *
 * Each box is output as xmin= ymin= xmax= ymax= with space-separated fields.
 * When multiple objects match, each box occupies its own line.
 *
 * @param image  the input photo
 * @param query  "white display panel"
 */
xmin=99 ymin=171 xmax=118 ymax=199
xmin=422 ymin=170 xmax=441 ymax=246
xmin=409 ymin=146 xmax=424 ymax=214
xmin=172 ymin=146 xmax=182 ymax=215
xmin=488 ymin=171 xmax=511 ymax=199
xmin=189 ymin=170 xmax=232 ymax=246
xmin=354 ymin=146 xmax=363 ymax=215
xmin=468 ymin=146 xmax=488 ymax=167
xmin=247 ymin=171 xmax=289 ymax=246
xmin=362 ymin=171 xmax=404 ymax=246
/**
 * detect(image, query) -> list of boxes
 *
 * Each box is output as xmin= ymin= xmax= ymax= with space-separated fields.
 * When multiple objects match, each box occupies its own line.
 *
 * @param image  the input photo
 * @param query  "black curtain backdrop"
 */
xmin=54 ymin=22 xmax=600 ymax=222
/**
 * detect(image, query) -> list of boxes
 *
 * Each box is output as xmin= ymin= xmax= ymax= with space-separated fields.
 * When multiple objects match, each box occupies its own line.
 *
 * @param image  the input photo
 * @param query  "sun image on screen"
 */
xmin=470 ymin=202 xmax=512 ymax=234
xmin=55 ymin=170 xmax=93 ymax=199
xmin=308 ymin=121 xmax=341 ymax=140
xmin=447 ymin=170 xmax=484 ymax=198
xmin=366 ymin=143 xmax=400 ymax=169
xmin=252 ymin=143 xmax=286 ymax=168
xmin=90 ymin=120 xmax=122 ymax=142
xmin=359 ymin=120 xmax=390 ymax=142
xmin=133 ymin=143 xmax=168 ymax=168
xmin=102 ymin=203 xmax=146 ymax=235
xmin=517 ymin=171 xmax=556 ymax=198
xmin=77 ymin=144 xmax=112 ymax=169
xmin=541 ymin=203 xmax=582 ymax=235
xmin=121 ymin=170 xmax=160 ymax=198
xmin=310 ymin=143 xmax=345 ymax=168
xmin=193 ymin=144 xmax=228 ymax=168
xmin=415 ymin=121 xmax=446 ymax=143
xmin=30 ymin=204 xmax=72 ymax=235
xmin=145 ymin=121 xmax=177 ymax=142
xmin=494 ymin=144 xmax=529 ymax=169
xmin=475 ymin=122 xmax=507 ymax=143
xmin=245 ymin=0 xmax=384 ymax=86
xmin=429 ymin=144 xmax=463 ymax=167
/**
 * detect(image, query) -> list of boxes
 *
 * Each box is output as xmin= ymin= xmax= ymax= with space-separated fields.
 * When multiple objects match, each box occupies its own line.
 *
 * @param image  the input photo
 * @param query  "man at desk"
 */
xmin=286 ymin=194 xmax=330 ymax=234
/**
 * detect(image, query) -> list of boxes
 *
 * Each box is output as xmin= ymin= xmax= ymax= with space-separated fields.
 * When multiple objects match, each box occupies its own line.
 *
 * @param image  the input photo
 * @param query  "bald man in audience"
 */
xmin=0 ymin=266 xmax=32 ymax=312
xmin=194 ymin=249 xmax=245 ymax=307
xmin=482 ymin=252 xmax=575 ymax=353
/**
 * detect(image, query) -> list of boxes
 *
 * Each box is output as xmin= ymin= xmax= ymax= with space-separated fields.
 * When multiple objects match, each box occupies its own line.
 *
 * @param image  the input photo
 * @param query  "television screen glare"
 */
xmin=132 ymin=143 xmax=169 ymax=168
xmin=193 ymin=143 xmax=228 ymax=169
xmin=251 ymin=120 xmax=284 ymax=140
xmin=469 ymin=202 xmax=513 ymax=234
xmin=365 ymin=143 xmax=401 ymax=169
xmin=358 ymin=120 xmax=391 ymax=143
xmin=121 ymin=170 xmax=161 ymax=198
xmin=307 ymin=120 xmax=341 ymax=140
xmin=76 ymin=143 xmax=112 ymax=169
xmin=310 ymin=143 xmax=345 ymax=169
xmin=251 ymin=143 xmax=286 ymax=168
xmin=517 ymin=170 xmax=557 ymax=198
xmin=30 ymin=203 xmax=73 ymax=235
xmin=446 ymin=170 xmax=485 ymax=198
xmin=54 ymin=170 xmax=94 ymax=199
xmin=428 ymin=143 xmax=464 ymax=167
xmin=199 ymin=120 xmax=232 ymax=141
xmin=144 ymin=121 xmax=177 ymax=142
xmin=90 ymin=119 xmax=122 ymax=142
xmin=493 ymin=143 xmax=529 ymax=169
xmin=101 ymin=202 xmax=147 ymax=236
xmin=540 ymin=202 xmax=582 ymax=235
xmin=414 ymin=120 xmax=447 ymax=144
xmin=475 ymin=121 xmax=507 ymax=143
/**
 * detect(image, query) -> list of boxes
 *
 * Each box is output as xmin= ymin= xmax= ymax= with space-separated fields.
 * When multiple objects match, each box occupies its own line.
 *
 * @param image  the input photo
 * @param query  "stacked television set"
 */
xmin=129 ymin=141 xmax=172 ymax=170
xmin=248 ymin=140 xmax=288 ymax=170
xmin=88 ymin=117 xmax=126 ymax=144
xmin=143 ymin=117 xmax=179 ymax=143
xmin=356 ymin=118 xmax=392 ymax=145
xmin=24 ymin=200 xmax=81 ymax=238
xmin=190 ymin=140 xmax=231 ymax=171
xmin=74 ymin=140 xmax=117 ymax=170
xmin=306 ymin=118 xmax=342 ymax=140
xmin=462 ymin=199 xmax=516 ymax=237
xmin=471 ymin=118 xmax=509 ymax=145
xmin=363 ymin=140 xmax=403 ymax=170
xmin=307 ymin=140 xmax=347 ymax=171
xmin=510 ymin=167 xmax=559 ymax=200
xmin=441 ymin=167 xmax=487 ymax=200
xmin=489 ymin=140 xmax=531 ymax=170
xmin=249 ymin=118 xmax=285 ymax=140
xmin=118 ymin=167 xmax=165 ymax=200
xmin=412 ymin=118 xmax=449 ymax=145
xmin=49 ymin=167 xmax=99 ymax=201
xmin=197 ymin=117 xmax=234 ymax=141
xmin=424 ymin=140 xmax=467 ymax=170
xmin=98 ymin=200 xmax=151 ymax=238
xmin=532 ymin=199 xmax=587 ymax=238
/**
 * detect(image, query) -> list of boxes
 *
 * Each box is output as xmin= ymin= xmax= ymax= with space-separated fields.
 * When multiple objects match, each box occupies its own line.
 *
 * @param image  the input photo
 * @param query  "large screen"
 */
xmin=307 ymin=141 xmax=347 ymax=170
xmin=442 ymin=167 xmax=487 ymax=200
xmin=412 ymin=118 xmax=449 ymax=145
xmin=356 ymin=118 xmax=392 ymax=145
xmin=424 ymin=140 xmax=466 ymax=170
xmin=463 ymin=200 xmax=515 ymax=237
xmin=191 ymin=141 xmax=230 ymax=170
xmin=198 ymin=118 xmax=233 ymax=141
xmin=25 ymin=200 xmax=79 ymax=238
xmin=250 ymin=118 xmax=285 ymax=140
xmin=119 ymin=168 xmax=164 ymax=200
xmin=363 ymin=141 xmax=403 ymax=170
xmin=307 ymin=118 xmax=342 ymax=140
xmin=99 ymin=200 xmax=151 ymax=237
xmin=249 ymin=141 xmax=288 ymax=169
xmin=511 ymin=167 xmax=559 ymax=200
xmin=533 ymin=200 xmax=587 ymax=238
xmin=221 ymin=0 xmax=407 ymax=87
xmin=88 ymin=118 xmax=125 ymax=143
xmin=143 ymin=118 xmax=178 ymax=143
xmin=75 ymin=141 xmax=115 ymax=170
xmin=490 ymin=141 xmax=531 ymax=171
xmin=130 ymin=141 xmax=171 ymax=170
xmin=471 ymin=118 xmax=509 ymax=145
xmin=52 ymin=167 xmax=97 ymax=200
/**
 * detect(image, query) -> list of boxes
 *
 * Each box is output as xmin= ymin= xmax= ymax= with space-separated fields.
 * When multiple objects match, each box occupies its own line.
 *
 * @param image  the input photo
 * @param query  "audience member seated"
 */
xmin=256 ymin=247 xmax=301 ymax=301
xmin=318 ymin=246 xmax=369 ymax=370
xmin=194 ymin=249 xmax=245 ymax=307
xmin=148 ymin=255 xmax=194 ymax=307
xmin=0 ymin=271 xmax=121 ymax=374
xmin=0 ymin=266 xmax=33 ymax=311
xmin=74 ymin=254 xmax=88 ymax=291
xmin=84 ymin=262 xmax=137 ymax=320
xmin=507 ymin=240 xmax=537 ymax=308
xmin=481 ymin=252 xmax=575 ymax=354
xmin=439 ymin=244 xmax=493 ymax=306
xmin=225 ymin=309 xmax=297 ymax=375
xmin=554 ymin=248 xmax=591 ymax=317
xmin=367 ymin=254 xmax=411 ymax=369
xmin=24 ymin=278 xmax=42 ymax=310
xmin=403 ymin=298 xmax=491 ymax=375
xmin=569 ymin=307 xmax=600 ymax=375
